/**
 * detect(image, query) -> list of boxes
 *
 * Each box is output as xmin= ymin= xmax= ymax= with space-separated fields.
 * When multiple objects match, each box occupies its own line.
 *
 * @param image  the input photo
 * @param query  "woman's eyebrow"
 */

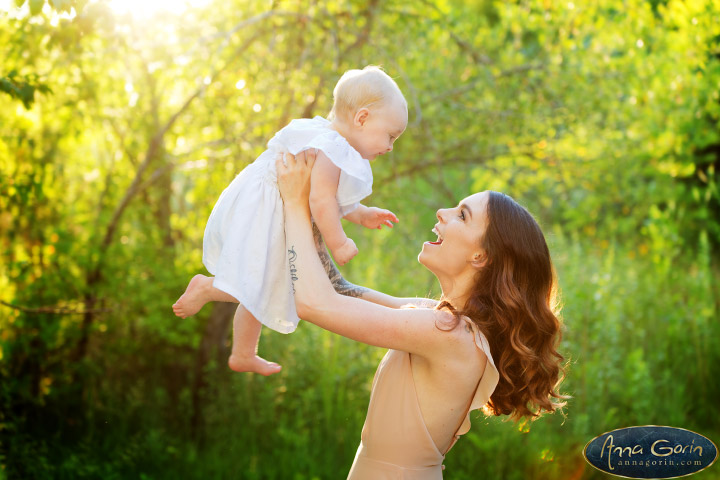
xmin=460 ymin=203 xmax=472 ymax=219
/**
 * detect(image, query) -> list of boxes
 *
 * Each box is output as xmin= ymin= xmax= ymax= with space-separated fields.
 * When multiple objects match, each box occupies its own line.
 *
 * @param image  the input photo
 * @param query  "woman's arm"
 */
xmin=311 ymin=222 xmax=438 ymax=309
xmin=279 ymin=151 xmax=448 ymax=354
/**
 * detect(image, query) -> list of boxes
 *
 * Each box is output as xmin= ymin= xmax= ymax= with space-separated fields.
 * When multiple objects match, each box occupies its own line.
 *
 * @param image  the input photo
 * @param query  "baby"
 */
xmin=172 ymin=66 xmax=408 ymax=375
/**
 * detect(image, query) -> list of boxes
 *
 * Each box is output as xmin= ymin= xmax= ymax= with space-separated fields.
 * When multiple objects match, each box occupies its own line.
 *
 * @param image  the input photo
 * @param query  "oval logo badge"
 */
xmin=584 ymin=426 xmax=718 ymax=479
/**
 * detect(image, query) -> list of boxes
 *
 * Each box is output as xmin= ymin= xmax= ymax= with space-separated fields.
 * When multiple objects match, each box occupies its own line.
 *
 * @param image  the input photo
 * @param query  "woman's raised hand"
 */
xmin=276 ymin=149 xmax=316 ymax=208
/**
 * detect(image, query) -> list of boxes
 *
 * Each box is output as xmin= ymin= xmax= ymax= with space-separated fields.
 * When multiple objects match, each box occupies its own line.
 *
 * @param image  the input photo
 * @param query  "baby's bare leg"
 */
xmin=172 ymin=274 xmax=237 ymax=318
xmin=227 ymin=305 xmax=282 ymax=376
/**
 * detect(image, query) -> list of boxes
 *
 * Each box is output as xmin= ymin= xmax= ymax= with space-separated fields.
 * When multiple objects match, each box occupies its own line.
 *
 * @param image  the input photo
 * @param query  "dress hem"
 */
xmin=211 ymin=277 xmax=298 ymax=335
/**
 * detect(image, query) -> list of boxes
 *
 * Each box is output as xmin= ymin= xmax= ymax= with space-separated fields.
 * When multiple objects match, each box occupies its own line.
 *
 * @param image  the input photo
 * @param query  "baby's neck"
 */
xmin=329 ymin=119 xmax=359 ymax=151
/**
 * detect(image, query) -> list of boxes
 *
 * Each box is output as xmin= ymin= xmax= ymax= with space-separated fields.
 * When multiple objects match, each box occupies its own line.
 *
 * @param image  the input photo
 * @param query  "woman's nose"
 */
xmin=436 ymin=209 xmax=446 ymax=222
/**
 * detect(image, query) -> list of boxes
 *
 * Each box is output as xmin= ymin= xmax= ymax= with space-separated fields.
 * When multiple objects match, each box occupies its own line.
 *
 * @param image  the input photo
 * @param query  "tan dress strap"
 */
xmin=444 ymin=319 xmax=500 ymax=452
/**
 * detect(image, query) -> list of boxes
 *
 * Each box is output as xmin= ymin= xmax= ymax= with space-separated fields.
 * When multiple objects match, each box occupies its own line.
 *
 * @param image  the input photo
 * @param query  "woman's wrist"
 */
xmin=283 ymin=198 xmax=312 ymax=217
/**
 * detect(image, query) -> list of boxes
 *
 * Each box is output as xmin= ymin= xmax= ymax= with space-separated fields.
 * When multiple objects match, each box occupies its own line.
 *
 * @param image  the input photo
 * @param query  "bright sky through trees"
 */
xmin=107 ymin=0 xmax=212 ymax=17
xmin=0 ymin=0 xmax=212 ymax=17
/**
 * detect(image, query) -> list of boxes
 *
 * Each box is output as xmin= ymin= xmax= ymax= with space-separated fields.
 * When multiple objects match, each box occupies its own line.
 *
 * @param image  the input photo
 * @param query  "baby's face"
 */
xmin=353 ymin=100 xmax=407 ymax=161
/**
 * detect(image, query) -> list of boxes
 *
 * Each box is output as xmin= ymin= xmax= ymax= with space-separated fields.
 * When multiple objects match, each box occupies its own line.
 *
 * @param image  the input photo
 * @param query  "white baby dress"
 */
xmin=202 ymin=116 xmax=373 ymax=333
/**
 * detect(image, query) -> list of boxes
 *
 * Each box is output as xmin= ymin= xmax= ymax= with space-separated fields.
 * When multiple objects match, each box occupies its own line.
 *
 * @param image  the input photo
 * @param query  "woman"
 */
xmin=277 ymin=150 xmax=567 ymax=479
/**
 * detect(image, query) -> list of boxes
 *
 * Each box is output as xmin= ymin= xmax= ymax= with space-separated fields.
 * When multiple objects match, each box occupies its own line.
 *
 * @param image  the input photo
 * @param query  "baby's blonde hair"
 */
xmin=329 ymin=66 xmax=407 ymax=122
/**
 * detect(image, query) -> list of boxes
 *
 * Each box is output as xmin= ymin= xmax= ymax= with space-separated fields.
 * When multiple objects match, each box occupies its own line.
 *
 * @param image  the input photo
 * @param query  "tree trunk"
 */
xmin=190 ymin=301 xmax=235 ymax=442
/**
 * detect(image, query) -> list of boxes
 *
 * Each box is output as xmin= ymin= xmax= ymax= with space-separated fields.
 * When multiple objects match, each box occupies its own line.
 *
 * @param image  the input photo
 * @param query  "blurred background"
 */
xmin=1 ymin=0 xmax=719 ymax=478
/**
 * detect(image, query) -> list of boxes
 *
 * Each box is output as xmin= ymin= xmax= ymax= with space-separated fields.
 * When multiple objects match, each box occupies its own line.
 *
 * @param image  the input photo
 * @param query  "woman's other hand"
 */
xmin=276 ymin=149 xmax=316 ymax=208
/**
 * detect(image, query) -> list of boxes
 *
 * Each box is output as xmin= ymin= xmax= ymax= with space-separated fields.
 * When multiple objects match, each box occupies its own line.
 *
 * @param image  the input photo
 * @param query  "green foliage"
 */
xmin=14 ymin=0 xmax=85 ymax=15
xmin=1 ymin=0 xmax=720 ymax=478
xmin=0 ymin=70 xmax=52 ymax=108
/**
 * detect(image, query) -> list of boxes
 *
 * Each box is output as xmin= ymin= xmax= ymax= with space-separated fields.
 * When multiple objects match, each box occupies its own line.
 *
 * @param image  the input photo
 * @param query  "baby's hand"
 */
xmin=331 ymin=238 xmax=358 ymax=266
xmin=361 ymin=207 xmax=399 ymax=230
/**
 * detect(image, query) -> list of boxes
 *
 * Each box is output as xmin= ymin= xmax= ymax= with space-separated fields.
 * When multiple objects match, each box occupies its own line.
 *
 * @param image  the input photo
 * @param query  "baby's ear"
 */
xmin=354 ymin=107 xmax=370 ymax=126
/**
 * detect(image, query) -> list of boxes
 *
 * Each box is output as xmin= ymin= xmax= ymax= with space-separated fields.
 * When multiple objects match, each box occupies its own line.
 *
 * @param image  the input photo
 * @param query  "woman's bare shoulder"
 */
xmin=409 ymin=310 xmax=487 ymax=367
xmin=414 ymin=314 xmax=488 ymax=402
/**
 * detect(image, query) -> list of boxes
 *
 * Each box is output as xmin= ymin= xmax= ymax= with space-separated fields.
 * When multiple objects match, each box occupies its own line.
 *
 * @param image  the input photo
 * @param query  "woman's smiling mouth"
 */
xmin=429 ymin=225 xmax=443 ymax=245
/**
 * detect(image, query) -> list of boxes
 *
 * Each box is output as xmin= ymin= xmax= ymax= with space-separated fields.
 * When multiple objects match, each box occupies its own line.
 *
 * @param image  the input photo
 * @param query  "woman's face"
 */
xmin=418 ymin=191 xmax=490 ymax=278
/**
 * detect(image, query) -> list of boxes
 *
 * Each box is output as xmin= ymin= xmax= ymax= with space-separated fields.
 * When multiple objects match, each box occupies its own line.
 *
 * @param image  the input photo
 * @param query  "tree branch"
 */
xmin=389 ymin=59 xmax=422 ymax=127
xmin=431 ymin=63 xmax=546 ymax=102
xmin=341 ymin=0 xmax=380 ymax=55
xmin=0 ymin=299 xmax=113 ymax=315
xmin=447 ymin=30 xmax=493 ymax=66
xmin=374 ymin=151 xmax=508 ymax=187
xmin=99 ymin=30 xmax=264 ymax=255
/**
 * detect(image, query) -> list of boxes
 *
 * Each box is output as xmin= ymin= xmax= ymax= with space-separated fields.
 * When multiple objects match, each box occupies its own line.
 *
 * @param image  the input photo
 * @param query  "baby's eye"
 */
xmin=459 ymin=210 xmax=465 ymax=220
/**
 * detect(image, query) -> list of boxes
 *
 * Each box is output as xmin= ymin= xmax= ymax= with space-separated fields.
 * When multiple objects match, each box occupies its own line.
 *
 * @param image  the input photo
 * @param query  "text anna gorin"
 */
xmin=584 ymin=426 xmax=717 ymax=479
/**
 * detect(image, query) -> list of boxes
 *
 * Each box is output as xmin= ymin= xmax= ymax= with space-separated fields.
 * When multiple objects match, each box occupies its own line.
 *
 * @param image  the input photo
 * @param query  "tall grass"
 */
xmin=4 ymin=231 xmax=719 ymax=479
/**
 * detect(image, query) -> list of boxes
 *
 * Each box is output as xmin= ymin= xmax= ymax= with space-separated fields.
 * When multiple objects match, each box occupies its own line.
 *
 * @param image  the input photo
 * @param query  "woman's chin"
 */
xmin=417 ymin=247 xmax=434 ymax=270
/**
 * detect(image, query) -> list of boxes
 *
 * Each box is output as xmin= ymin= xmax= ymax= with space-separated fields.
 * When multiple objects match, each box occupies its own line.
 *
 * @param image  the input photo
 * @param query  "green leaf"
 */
xmin=28 ymin=0 xmax=44 ymax=16
xmin=49 ymin=0 xmax=71 ymax=13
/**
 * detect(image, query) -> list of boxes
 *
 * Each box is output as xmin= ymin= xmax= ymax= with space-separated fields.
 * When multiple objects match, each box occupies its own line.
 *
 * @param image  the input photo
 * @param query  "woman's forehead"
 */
xmin=461 ymin=191 xmax=489 ymax=210
xmin=449 ymin=192 xmax=489 ymax=230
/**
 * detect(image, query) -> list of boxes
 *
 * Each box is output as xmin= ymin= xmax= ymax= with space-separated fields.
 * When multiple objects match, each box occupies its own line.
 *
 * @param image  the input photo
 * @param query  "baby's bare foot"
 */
xmin=228 ymin=354 xmax=282 ymax=376
xmin=172 ymin=274 xmax=212 ymax=318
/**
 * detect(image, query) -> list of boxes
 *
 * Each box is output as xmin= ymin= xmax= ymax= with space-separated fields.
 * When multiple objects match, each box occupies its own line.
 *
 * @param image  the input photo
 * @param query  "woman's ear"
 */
xmin=470 ymin=252 xmax=488 ymax=269
xmin=354 ymin=108 xmax=370 ymax=127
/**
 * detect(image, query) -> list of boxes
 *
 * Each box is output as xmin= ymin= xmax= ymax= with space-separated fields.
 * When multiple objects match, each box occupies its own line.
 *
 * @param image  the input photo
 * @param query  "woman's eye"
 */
xmin=459 ymin=210 xmax=465 ymax=220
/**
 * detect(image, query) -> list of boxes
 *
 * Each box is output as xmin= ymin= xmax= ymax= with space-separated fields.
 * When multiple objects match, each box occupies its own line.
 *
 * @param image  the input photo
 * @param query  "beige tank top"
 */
xmin=347 ymin=324 xmax=499 ymax=479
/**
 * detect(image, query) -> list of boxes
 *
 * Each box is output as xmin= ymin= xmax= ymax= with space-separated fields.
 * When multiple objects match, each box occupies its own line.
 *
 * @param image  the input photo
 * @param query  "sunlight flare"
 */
xmin=107 ymin=0 xmax=211 ymax=18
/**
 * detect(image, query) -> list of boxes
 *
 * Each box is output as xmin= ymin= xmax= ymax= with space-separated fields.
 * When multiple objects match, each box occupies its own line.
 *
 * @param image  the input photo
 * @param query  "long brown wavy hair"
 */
xmin=438 ymin=191 xmax=567 ymax=421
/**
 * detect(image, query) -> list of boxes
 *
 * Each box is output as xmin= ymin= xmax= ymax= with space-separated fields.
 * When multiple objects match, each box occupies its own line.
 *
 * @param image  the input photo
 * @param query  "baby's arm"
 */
xmin=309 ymin=151 xmax=358 ymax=265
xmin=344 ymin=204 xmax=399 ymax=230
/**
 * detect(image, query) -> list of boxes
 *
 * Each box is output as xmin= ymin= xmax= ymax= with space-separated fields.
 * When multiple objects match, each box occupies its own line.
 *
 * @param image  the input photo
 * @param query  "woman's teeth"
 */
xmin=430 ymin=227 xmax=443 ymax=245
